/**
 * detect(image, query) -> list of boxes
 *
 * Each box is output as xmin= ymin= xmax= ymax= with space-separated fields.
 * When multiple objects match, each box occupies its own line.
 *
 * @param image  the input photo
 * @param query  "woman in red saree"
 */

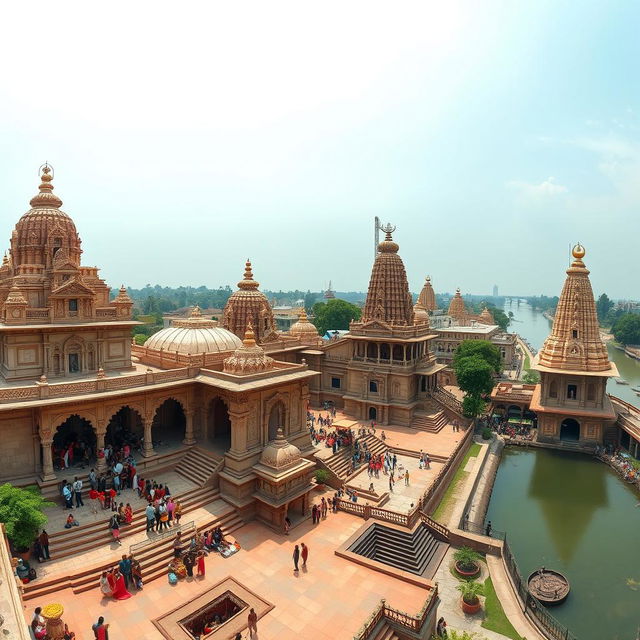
xmin=196 ymin=551 xmax=205 ymax=577
xmin=109 ymin=568 xmax=132 ymax=600
xmin=124 ymin=503 xmax=133 ymax=524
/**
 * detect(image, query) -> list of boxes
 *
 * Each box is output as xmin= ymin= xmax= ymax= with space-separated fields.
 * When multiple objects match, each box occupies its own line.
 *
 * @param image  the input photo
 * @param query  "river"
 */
xmin=504 ymin=299 xmax=640 ymax=409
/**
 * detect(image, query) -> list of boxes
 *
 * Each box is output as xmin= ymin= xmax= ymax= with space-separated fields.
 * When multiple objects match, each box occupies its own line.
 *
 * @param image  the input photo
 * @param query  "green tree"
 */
xmin=454 ymin=340 xmax=502 ymax=376
xmin=312 ymin=299 xmax=361 ymax=336
xmin=596 ymin=293 xmax=614 ymax=324
xmin=455 ymin=355 xmax=495 ymax=397
xmin=304 ymin=291 xmax=318 ymax=312
xmin=612 ymin=313 xmax=640 ymax=345
xmin=0 ymin=484 xmax=54 ymax=551
xmin=462 ymin=395 xmax=486 ymax=420
xmin=522 ymin=370 xmax=540 ymax=384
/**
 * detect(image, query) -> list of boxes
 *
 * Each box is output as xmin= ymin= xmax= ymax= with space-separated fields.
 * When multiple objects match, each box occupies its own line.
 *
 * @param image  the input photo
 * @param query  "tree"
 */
xmin=312 ymin=299 xmax=361 ymax=336
xmin=596 ymin=293 xmax=614 ymax=324
xmin=454 ymin=355 xmax=495 ymax=397
xmin=523 ymin=370 xmax=540 ymax=384
xmin=0 ymin=484 xmax=54 ymax=551
xmin=612 ymin=314 xmax=640 ymax=346
xmin=304 ymin=291 xmax=318 ymax=312
xmin=462 ymin=395 xmax=486 ymax=420
xmin=453 ymin=340 xmax=502 ymax=376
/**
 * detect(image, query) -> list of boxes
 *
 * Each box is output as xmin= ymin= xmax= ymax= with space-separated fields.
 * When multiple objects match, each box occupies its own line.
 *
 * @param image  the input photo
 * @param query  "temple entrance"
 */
xmin=560 ymin=418 xmax=580 ymax=442
xmin=368 ymin=406 xmax=377 ymax=421
xmin=106 ymin=406 xmax=144 ymax=453
xmin=52 ymin=415 xmax=96 ymax=471
xmin=268 ymin=401 xmax=285 ymax=441
xmin=151 ymin=398 xmax=186 ymax=448
xmin=207 ymin=397 xmax=231 ymax=454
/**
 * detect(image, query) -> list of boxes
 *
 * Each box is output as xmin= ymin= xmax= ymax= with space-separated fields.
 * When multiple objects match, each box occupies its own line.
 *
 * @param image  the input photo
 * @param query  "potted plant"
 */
xmin=314 ymin=469 xmax=330 ymax=488
xmin=0 ymin=484 xmax=53 ymax=559
xmin=457 ymin=580 xmax=483 ymax=614
xmin=453 ymin=546 xmax=482 ymax=577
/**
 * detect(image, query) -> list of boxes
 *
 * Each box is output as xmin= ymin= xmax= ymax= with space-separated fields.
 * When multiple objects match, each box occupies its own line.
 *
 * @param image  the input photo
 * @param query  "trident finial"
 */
xmin=380 ymin=222 xmax=396 ymax=240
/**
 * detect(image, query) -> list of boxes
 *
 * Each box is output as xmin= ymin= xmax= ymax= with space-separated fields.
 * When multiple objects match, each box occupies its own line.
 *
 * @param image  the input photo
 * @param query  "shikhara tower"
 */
xmin=531 ymin=244 xmax=618 ymax=445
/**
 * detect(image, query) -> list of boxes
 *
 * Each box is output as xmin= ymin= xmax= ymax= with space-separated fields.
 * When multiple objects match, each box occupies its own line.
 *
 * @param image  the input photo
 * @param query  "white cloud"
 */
xmin=507 ymin=176 xmax=568 ymax=197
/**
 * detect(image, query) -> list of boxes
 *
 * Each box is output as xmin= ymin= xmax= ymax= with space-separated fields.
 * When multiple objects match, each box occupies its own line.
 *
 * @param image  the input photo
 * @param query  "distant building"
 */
xmin=323 ymin=281 xmax=336 ymax=299
xmin=493 ymin=284 xmax=498 ymax=298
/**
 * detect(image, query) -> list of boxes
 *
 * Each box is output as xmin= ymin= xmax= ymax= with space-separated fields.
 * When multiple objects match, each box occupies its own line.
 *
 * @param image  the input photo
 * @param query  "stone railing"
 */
xmin=430 ymin=385 xmax=464 ymax=416
xmin=96 ymin=307 xmax=117 ymax=318
xmin=353 ymin=587 xmax=439 ymax=640
xmin=26 ymin=308 xmax=50 ymax=320
xmin=0 ymin=367 xmax=193 ymax=405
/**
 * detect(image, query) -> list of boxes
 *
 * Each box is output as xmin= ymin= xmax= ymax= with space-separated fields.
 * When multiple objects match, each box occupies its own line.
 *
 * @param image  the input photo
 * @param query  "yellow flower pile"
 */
xmin=41 ymin=603 xmax=64 ymax=619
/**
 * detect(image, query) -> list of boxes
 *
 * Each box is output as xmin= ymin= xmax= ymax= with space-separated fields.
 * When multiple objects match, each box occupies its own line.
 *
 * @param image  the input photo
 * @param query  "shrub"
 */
xmin=457 ymin=580 xmax=483 ymax=605
xmin=453 ymin=546 xmax=482 ymax=572
xmin=0 ymin=484 xmax=54 ymax=551
xmin=314 ymin=469 xmax=330 ymax=485
xmin=481 ymin=427 xmax=492 ymax=440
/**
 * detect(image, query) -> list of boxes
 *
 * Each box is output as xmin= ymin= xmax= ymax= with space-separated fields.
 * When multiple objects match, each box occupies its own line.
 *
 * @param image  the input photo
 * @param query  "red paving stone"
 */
xmin=23 ymin=512 xmax=432 ymax=640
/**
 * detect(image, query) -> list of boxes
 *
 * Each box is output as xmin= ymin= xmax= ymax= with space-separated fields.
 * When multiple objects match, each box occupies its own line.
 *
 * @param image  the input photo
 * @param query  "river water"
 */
xmin=489 ymin=301 xmax=640 ymax=638
xmin=504 ymin=299 xmax=640 ymax=409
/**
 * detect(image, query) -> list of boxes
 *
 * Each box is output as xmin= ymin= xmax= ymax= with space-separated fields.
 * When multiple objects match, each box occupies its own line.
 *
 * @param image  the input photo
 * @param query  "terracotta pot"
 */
xmin=18 ymin=549 xmax=31 ymax=562
xmin=455 ymin=561 xmax=480 ymax=578
xmin=461 ymin=597 xmax=482 ymax=615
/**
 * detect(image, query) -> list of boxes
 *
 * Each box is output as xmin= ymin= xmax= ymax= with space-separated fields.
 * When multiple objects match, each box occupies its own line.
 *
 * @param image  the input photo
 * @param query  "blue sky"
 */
xmin=0 ymin=1 xmax=637 ymax=299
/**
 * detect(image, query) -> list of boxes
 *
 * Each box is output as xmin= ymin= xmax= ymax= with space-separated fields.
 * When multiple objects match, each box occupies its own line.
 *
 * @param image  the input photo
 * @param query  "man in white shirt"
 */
xmin=73 ymin=476 xmax=84 ymax=507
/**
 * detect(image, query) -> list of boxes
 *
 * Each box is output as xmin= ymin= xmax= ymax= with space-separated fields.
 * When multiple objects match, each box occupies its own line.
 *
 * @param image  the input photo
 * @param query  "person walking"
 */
xmin=389 ymin=475 xmax=394 ymax=492
xmin=62 ymin=482 xmax=73 ymax=509
xmin=73 ymin=476 xmax=84 ymax=507
xmin=39 ymin=530 xmax=50 ymax=560
xmin=404 ymin=470 xmax=410 ymax=486
xmin=110 ymin=514 xmax=122 ymax=546
xmin=174 ymin=500 xmax=182 ymax=525
xmin=247 ymin=607 xmax=258 ymax=638
xmin=321 ymin=497 xmax=327 ymax=519
xmin=392 ymin=453 xmax=397 ymax=471
xmin=88 ymin=468 xmax=97 ymax=490
xmin=301 ymin=542 xmax=309 ymax=567
xmin=92 ymin=616 xmax=109 ymax=640
xmin=293 ymin=544 xmax=300 ymax=572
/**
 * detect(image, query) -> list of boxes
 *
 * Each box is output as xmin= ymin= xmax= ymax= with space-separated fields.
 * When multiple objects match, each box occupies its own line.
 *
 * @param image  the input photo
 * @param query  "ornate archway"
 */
xmin=368 ymin=406 xmax=377 ymax=421
xmin=560 ymin=417 xmax=580 ymax=442
xmin=52 ymin=414 xmax=96 ymax=470
xmin=106 ymin=406 xmax=144 ymax=450
xmin=268 ymin=401 xmax=286 ymax=442
xmin=151 ymin=398 xmax=186 ymax=447
xmin=207 ymin=397 xmax=231 ymax=452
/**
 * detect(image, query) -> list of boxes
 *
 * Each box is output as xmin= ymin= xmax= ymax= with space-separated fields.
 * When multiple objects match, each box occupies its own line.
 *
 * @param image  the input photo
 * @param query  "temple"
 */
xmin=530 ymin=244 xmax=619 ymax=444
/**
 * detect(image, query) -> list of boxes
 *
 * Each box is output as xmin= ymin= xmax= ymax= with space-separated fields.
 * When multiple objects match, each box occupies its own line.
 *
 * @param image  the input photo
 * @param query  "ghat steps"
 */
xmin=412 ymin=409 xmax=448 ymax=433
xmin=321 ymin=434 xmax=389 ymax=481
xmin=175 ymin=447 xmax=223 ymax=486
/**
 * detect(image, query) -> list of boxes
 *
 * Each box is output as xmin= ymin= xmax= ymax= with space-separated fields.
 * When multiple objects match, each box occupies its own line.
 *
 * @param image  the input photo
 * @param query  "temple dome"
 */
xmin=447 ymin=288 xmax=466 ymax=319
xmin=289 ymin=309 xmax=320 ymax=342
xmin=144 ymin=306 xmax=242 ymax=354
xmin=222 ymin=260 xmax=277 ymax=343
xmin=361 ymin=226 xmax=413 ymax=326
xmin=413 ymin=302 xmax=429 ymax=326
xmin=478 ymin=306 xmax=494 ymax=324
xmin=259 ymin=428 xmax=302 ymax=470
xmin=418 ymin=276 xmax=438 ymax=311
xmin=223 ymin=325 xmax=275 ymax=374
xmin=536 ymin=245 xmax=612 ymax=372
xmin=12 ymin=166 xmax=82 ymax=269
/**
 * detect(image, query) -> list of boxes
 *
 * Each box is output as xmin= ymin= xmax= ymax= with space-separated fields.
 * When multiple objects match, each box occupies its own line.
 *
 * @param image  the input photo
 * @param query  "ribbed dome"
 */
xmin=418 ymin=276 xmax=438 ymax=311
xmin=222 ymin=260 xmax=276 ymax=343
xmin=413 ymin=303 xmax=430 ymax=326
xmin=361 ymin=227 xmax=413 ymax=326
xmin=447 ymin=289 xmax=466 ymax=319
xmin=145 ymin=307 xmax=242 ymax=354
xmin=12 ymin=166 xmax=82 ymax=268
xmin=289 ymin=309 xmax=320 ymax=341
xmin=478 ymin=306 xmax=494 ymax=324
xmin=259 ymin=428 xmax=302 ymax=470
xmin=537 ymin=245 xmax=612 ymax=372
xmin=223 ymin=325 xmax=275 ymax=374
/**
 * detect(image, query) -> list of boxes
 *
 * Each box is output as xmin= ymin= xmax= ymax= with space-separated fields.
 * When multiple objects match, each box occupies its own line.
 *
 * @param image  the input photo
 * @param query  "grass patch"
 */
xmin=431 ymin=442 xmax=481 ymax=523
xmin=481 ymin=577 xmax=524 ymax=640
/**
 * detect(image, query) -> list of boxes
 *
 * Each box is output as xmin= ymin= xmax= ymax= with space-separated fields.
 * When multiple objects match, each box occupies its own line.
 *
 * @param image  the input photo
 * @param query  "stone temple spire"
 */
xmin=361 ymin=225 xmax=413 ymax=326
xmin=447 ymin=288 xmax=466 ymax=320
xmin=537 ymin=244 xmax=612 ymax=372
xmin=418 ymin=276 xmax=438 ymax=311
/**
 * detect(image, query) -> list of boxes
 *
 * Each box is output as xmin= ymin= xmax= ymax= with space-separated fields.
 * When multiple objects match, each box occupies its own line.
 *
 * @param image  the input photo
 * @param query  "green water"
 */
xmin=487 ymin=448 xmax=640 ymax=640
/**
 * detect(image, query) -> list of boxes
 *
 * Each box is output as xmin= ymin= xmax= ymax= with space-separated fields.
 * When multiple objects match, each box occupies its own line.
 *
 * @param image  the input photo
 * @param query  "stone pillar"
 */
xmin=41 ymin=439 xmax=56 ymax=481
xmin=95 ymin=428 xmax=107 ymax=475
xmin=142 ymin=415 xmax=155 ymax=457
xmin=183 ymin=409 xmax=196 ymax=445
xmin=229 ymin=399 xmax=248 ymax=455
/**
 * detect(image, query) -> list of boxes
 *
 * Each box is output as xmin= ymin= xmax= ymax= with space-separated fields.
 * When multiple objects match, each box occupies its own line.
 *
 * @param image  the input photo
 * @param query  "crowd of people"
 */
xmin=486 ymin=415 xmax=536 ymax=441
xmin=595 ymin=445 xmax=640 ymax=488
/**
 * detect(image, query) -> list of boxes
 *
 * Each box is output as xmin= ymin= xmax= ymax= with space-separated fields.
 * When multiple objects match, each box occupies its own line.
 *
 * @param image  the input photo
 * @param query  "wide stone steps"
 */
xmin=23 ymin=502 xmax=244 ymax=601
xmin=372 ymin=622 xmax=400 ymax=640
xmin=412 ymin=410 xmax=448 ymax=433
xmin=321 ymin=434 xmax=389 ymax=481
xmin=175 ymin=447 xmax=222 ymax=486
xmin=350 ymin=523 xmax=448 ymax=578
xmin=45 ymin=485 xmax=220 ymax=560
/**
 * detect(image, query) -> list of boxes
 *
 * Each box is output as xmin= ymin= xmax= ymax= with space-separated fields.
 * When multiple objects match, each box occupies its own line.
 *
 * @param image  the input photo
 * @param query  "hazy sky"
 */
xmin=0 ymin=1 xmax=638 ymax=299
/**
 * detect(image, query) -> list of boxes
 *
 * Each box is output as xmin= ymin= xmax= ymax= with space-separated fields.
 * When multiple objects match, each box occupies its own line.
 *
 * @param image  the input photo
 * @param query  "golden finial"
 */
xmin=190 ymin=305 xmax=202 ymax=318
xmin=30 ymin=163 xmax=62 ymax=208
xmin=426 ymin=276 xmax=431 ymax=283
xmin=299 ymin=309 xmax=308 ymax=322
xmin=377 ymin=223 xmax=399 ymax=253
xmin=238 ymin=258 xmax=259 ymax=290
xmin=572 ymin=243 xmax=585 ymax=259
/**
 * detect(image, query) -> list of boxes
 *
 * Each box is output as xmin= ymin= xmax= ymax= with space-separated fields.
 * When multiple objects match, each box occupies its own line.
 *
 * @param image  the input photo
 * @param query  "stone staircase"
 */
xmin=23 ymin=497 xmax=244 ymax=601
xmin=349 ymin=522 xmax=448 ymax=578
xmin=320 ymin=435 xmax=389 ymax=482
xmin=371 ymin=622 xmax=401 ymax=640
xmin=176 ymin=447 xmax=223 ymax=486
xmin=412 ymin=409 xmax=448 ymax=433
